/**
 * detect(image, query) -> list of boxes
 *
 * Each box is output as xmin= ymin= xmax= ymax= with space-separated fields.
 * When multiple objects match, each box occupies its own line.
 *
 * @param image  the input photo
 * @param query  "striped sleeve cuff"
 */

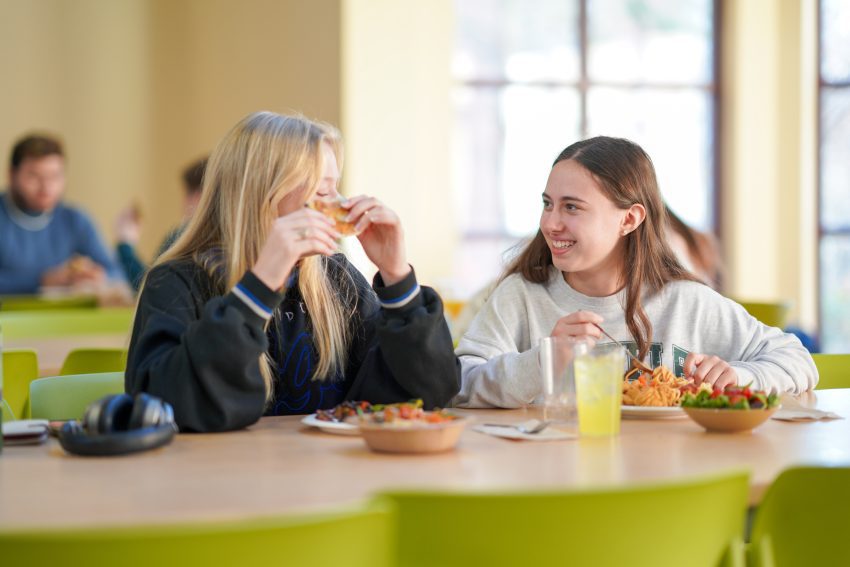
xmin=373 ymin=266 xmax=422 ymax=310
xmin=228 ymin=271 xmax=285 ymax=322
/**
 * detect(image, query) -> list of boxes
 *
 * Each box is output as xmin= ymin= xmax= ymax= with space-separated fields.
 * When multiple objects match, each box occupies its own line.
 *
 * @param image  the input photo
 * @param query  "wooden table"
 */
xmin=2 ymin=390 xmax=848 ymax=530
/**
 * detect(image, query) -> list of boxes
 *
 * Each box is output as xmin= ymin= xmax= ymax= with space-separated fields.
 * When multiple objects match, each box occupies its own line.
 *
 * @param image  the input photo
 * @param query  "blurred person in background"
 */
xmin=114 ymin=157 xmax=207 ymax=290
xmin=0 ymin=134 xmax=124 ymax=294
xmin=665 ymin=203 xmax=723 ymax=290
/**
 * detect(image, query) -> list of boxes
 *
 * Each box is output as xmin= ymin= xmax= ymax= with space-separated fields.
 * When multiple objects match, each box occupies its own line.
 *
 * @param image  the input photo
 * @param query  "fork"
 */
xmin=593 ymin=324 xmax=654 ymax=373
xmin=483 ymin=420 xmax=550 ymax=434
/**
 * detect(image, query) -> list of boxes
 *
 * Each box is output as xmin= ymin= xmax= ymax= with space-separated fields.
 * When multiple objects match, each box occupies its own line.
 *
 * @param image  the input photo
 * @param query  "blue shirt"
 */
xmin=0 ymin=192 xmax=123 ymax=294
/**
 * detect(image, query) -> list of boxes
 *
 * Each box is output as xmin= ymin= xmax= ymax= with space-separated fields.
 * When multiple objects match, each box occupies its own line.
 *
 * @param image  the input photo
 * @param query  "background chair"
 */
xmin=60 ymin=348 xmax=128 ymax=375
xmin=1 ymin=348 xmax=39 ymax=420
xmin=735 ymin=300 xmax=790 ymax=329
xmin=748 ymin=466 xmax=850 ymax=567
xmin=0 ymin=500 xmax=393 ymax=566
xmin=811 ymin=353 xmax=850 ymax=390
xmin=29 ymin=372 xmax=125 ymax=421
xmin=379 ymin=471 xmax=749 ymax=567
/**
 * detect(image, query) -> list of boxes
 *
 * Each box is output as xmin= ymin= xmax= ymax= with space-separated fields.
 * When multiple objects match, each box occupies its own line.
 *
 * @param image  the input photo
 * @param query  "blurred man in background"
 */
xmin=0 ymin=134 xmax=123 ymax=294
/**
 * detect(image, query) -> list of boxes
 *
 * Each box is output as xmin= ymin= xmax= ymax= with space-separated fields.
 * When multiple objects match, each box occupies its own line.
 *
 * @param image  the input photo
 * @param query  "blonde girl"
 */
xmin=126 ymin=111 xmax=459 ymax=431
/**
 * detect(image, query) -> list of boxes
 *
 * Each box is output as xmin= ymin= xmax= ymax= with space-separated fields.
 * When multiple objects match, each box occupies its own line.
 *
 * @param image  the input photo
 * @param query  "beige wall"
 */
xmin=0 ymin=0 xmax=152 ymax=252
xmin=721 ymin=0 xmax=818 ymax=329
xmin=340 ymin=0 xmax=455 ymax=285
xmin=0 ymin=0 xmax=341 ymax=258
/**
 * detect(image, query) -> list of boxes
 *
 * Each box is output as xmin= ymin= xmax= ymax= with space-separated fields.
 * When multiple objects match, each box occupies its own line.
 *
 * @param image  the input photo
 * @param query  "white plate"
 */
xmin=621 ymin=405 xmax=686 ymax=419
xmin=300 ymin=414 xmax=360 ymax=436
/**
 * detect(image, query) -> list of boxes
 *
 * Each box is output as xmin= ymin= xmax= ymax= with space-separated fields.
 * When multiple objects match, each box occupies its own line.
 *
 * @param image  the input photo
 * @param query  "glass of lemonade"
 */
xmin=573 ymin=342 xmax=626 ymax=437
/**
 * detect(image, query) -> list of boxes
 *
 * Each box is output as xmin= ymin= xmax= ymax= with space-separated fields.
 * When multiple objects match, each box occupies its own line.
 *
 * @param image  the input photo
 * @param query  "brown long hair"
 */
xmin=503 ymin=136 xmax=699 ymax=359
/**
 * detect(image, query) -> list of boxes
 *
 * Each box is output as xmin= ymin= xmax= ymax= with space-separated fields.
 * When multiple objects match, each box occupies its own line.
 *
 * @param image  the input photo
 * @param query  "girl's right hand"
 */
xmin=550 ymin=310 xmax=604 ymax=345
xmin=252 ymin=208 xmax=341 ymax=291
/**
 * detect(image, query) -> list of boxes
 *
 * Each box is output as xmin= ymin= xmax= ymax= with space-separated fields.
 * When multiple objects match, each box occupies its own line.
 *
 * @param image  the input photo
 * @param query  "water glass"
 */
xmin=538 ymin=336 xmax=578 ymax=434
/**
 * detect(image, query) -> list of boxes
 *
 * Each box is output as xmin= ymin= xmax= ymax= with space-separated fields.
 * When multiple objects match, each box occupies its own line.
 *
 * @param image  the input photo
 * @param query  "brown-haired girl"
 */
xmin=454 ymin=136 xmax=816 ymax=408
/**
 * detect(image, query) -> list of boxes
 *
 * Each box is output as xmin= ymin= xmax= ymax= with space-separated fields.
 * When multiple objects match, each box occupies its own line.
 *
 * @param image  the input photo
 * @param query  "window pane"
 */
xmin=821 ymin=0 xmax=850 ymax=83
xmin=586 ymin=86 xmax=713 ymax=231
xmin=820 ymin=235 xmax=850 ymax=353
xmin=588 ymin=0 xmax=713 ymax=85
xmin=452 ymin=87 xmax=504 ymax=235
xmin=452 ymin=86 xmax=581 ymax=237
xmin=821 ymin=88 xmax=850 ymax=231
xmin=501 ymin=86 xmax=581 ymax=236
xmin=453 ymin=0 xmax=580 ymax=82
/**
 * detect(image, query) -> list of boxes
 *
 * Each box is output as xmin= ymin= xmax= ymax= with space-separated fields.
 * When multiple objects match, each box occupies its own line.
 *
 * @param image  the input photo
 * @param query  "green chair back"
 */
xmin=0 ymin=294 xmax=98 ymax=311
xmin=1 ymin=348 xmax=39 ymax=420
xmin=736 ymin=301 xmax=790 ymax=329
xmin=29 ymin=372 xmax=125 ymax=421
xmin=811 ymin=353 xmax=850 ymax=390
xmin=0 ymin=501 xmax=393 ymax=566
xmin=60 ymin=348 xmax=128 ymax=376
xmin=749 ymin=466 xmax=850 ymax=567
xmin=379 ymin=471 xmax=749 ymax=567
xmin=0 ymin=308 xmax=133 ymax=340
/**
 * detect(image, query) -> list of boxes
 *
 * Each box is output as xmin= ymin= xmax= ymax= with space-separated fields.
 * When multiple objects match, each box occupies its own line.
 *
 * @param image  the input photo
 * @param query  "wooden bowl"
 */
xmin=358 ymin=417 xmax=468 ymax=454
xmin=683 ymin=406 xmax=779 ymax=433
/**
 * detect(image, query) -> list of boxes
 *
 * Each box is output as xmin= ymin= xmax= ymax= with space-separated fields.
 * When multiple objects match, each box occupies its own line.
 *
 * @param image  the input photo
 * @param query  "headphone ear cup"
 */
xmin=129 ymin=393 xmax=158 ymax=429
xmin=98 ymin=393 xmax=134 ymax=433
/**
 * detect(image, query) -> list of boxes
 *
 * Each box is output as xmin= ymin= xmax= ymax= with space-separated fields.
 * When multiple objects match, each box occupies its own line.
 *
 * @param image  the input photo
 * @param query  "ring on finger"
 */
xmin=298 ymin=228 xmax=308 ymax=240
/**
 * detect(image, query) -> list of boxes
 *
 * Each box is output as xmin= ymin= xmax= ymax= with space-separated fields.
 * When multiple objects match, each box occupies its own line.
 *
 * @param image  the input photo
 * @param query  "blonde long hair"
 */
xmin=150 ymin=111 xmax=356 ymax=401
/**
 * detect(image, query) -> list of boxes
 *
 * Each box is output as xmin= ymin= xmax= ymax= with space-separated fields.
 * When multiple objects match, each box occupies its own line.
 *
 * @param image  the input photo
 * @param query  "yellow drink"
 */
xmin=574 ymin=344 xmax=625 ymax=436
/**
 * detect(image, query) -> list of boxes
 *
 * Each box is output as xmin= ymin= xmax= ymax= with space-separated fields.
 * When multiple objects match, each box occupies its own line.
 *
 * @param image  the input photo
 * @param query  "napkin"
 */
xmin=771 ymin=397 xmax=843 ymax=422
xmin=473 ymin=420 xmax=577 ymax=442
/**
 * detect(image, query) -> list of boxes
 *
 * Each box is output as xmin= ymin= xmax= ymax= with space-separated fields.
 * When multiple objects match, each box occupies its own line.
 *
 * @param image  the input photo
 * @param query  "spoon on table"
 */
xmin=593 ymin=324 xmax=654 ymax=374
xmin=482 ymin=420 xmax=551 ymax=434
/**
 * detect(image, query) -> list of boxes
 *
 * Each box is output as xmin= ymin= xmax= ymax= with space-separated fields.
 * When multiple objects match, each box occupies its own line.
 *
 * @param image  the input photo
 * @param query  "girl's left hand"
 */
xmin=344 ymin=195 xmax=410 ymax=285
xmin=683 ymin=353 xmax=739 ymax=390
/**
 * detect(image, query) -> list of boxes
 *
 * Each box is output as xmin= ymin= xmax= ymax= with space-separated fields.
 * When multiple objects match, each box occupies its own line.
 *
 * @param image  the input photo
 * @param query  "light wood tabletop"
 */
xmin=1 ymin=389 xmax=848 ymax=530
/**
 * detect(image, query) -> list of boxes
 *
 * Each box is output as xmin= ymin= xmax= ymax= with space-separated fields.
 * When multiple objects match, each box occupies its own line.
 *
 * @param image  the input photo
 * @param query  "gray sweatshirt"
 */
xmin=454 ymin=267 xmax=817 ymax=408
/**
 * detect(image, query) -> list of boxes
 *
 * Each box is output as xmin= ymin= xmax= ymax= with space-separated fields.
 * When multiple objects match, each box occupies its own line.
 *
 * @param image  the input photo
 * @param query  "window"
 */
xmin=819 ymin=0 xmax=850 ymax=352
xmin=452 ymin=0 xmax=718 ymax=297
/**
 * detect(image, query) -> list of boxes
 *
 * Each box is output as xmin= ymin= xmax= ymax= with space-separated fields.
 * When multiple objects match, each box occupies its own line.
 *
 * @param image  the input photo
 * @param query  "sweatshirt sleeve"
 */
xmin=126 ymin=264 xmax=284 ymax=432
xmin=453 ymin=278 xmax=542 ymax=408
xmin=343 ymin=265 xmax=461 ymax=409
xmin=715 ymin=297 xmax=818 ymax=395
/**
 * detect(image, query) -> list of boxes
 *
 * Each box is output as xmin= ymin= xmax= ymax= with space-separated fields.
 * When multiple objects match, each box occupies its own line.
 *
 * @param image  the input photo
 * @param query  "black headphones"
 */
xmin=58 ymin=393 xmax=177 ymax=456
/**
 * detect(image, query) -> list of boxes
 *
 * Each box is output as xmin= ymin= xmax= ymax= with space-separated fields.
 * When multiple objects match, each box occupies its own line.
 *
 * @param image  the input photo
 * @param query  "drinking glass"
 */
xmin=573 ymin=342 xmax=626 ymax=436
xmin=538 ymin=336 xmax=578 ymax=434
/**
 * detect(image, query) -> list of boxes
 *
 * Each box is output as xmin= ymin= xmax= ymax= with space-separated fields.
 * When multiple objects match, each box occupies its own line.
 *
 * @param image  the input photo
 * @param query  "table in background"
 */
xmin=1 ymin=390 xmax=848 ymax=530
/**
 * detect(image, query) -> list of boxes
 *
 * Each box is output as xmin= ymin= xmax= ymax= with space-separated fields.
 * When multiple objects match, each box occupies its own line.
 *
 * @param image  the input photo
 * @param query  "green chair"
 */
xmin=379 ymin=471 xmax=749 ymax=567
xmin=1 ymin=348 xmax=39 ymax=420
xmin=0 ymin=500 xmax=393 ymax=566
xmin=735 ymin=301 xmax=790 ymax=329
xmin=29 ymin=372 xmax=125 ymax=421
xmin=60 ymin=348 xmax=128 ymax=375
xmin=748 ymin=466 xmax=850 ymax=567
xmin=812 ymin=353 xmax=850 ymax=390
xmin=0 ymin=308 xmax=134 ymax=340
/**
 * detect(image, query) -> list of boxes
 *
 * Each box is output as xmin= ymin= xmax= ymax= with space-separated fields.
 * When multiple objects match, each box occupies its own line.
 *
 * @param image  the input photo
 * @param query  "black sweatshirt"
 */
xmin=125 ymin=255 xmax=461 ymax=432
